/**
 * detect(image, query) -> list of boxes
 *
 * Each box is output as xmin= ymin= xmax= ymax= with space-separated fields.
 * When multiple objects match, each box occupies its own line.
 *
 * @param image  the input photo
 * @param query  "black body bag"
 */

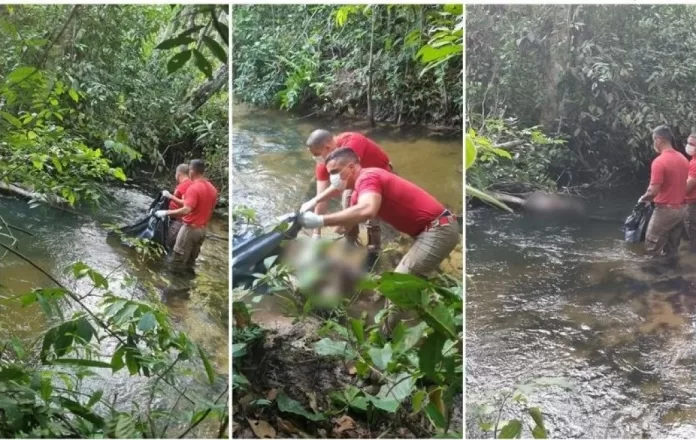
xmin=624 ymin=202 xmax=654 ymax=243
xmin=111 ymin=193 xmax=171 ymax=251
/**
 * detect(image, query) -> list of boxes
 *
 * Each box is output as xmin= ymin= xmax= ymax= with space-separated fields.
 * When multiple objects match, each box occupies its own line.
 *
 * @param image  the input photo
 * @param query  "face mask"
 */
xmin=687 ymin=145 xmax=696 ymax=156
xmin=314 ymin=156 xmax=325 ymax=164
xmin=330 ymin=172 xmax=345 ymax=190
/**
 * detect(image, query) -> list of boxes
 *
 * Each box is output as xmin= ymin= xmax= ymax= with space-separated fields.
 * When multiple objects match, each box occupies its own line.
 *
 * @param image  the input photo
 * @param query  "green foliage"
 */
xmin=2 ymin=261 xmax=226 ymax=438
xmin=314 ymin=273 xmax=463 ymax=436
xmin=468 ymin=377 xmax=573 ymax=439
xmin=467 ymin=5 xmax=696 ymax=184
xmin=233 ymin=4 xmax=462 ymax=127
xmin=0 ymin=5 xmax=229 ymax=204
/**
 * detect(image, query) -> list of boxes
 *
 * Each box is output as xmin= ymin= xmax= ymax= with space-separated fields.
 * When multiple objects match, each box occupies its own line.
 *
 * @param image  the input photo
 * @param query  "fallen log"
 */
xmin=0 ymin=182 xmax=84 ymax=217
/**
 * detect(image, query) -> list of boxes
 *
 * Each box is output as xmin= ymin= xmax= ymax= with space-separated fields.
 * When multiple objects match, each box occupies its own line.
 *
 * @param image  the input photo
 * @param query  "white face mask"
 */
xmin=314 ymin=155 xmax=325 ymax=164
xmin=329 ymin=172 xmax=345 ymax=190
xmin=687 ymin=145 xmax=696 ymax=156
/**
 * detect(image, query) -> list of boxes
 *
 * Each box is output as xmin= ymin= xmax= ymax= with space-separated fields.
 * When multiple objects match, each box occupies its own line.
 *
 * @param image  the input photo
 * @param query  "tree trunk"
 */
xmin=366 ymin=7 xmax=376 ymax=127
xmin=539 ymin=6 xmax=567 ymax=131
xmin=176 ymin=63 xmax=228 ymax=119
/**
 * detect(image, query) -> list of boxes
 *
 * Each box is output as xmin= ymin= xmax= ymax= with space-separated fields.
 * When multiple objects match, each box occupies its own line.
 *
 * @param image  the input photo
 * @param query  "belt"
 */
xmin=423 ymin=210 xmax=455 ymax=232
xmin=655 ymin=203 xmax=683 ymax=209
xmin=183 ymin=222 xmax=206 ymax=229
xmin=686 ymin=200 xmax=696 ymax=205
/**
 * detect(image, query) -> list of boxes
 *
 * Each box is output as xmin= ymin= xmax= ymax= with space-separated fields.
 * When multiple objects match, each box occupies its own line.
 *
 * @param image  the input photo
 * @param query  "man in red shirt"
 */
xmin=683 ymin=133 xmax=696 ymax=252
xmin=162 ymin=163 xmax=193 ymax=250
xmin=638 ymin=125 xmax=689 ymax=257
xmin=300 ymin=129 xmax=393 ymax=261
xmin=156 ymin=159 xmax=218 ymax=270
xmin=298 ymin=147 xmax=460 ymax=276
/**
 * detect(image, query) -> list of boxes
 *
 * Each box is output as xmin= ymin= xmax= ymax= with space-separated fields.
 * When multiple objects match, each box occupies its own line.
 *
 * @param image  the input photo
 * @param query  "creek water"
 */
xmin=0 ymin=184 xmax=228 ymax=437
xmin=466 ymin=189 xmax=696 ymax=438
xmin=232 ymin=102 xmax=463 ymax=324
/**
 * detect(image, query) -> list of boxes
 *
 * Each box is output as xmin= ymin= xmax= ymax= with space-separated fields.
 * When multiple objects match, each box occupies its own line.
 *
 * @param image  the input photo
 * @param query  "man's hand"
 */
xmin=300 ymin=198 xmax=318 ymax=213
xmin=154 ymin=210 xmax=168 ymax=219
xmin=162 ymin=190 xmax=172 ymax=199
xmin=299 ymin=212 xmax=324 ymax=229
xmin=333 ymin=225 xmax=346 ymax=235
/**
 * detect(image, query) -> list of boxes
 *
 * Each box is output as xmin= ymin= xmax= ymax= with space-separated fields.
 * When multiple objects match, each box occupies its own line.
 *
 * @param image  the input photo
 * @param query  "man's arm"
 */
xmin=323 ymin=193 xmax=381 ymax=228
xmin=169 ymin=194 xmax=185 ymax=206
xmin=165 ymin=205 xmax=192 ymax=217
xmin=312 ymin=180 xmax=331 ymax=236
xmin=639 ymin=184 xmax=661 ymax=203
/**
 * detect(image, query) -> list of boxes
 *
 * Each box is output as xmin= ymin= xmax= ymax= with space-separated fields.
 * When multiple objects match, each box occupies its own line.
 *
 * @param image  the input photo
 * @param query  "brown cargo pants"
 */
xmin=173 ymin=223 xmax=207 ymax=269
xmin=645 ymin=205 xmax=684 ymax=257
xmin=684 ymin=204 xmax=696 ymax=253
xmin=167 ymin=219 xmax=184 ymax=250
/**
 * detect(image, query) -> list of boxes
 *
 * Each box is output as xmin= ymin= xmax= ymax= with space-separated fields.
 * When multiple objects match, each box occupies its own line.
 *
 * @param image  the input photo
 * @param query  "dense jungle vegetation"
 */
xmin=0 ymin=4 xmax=229 ymax=206
xmin=466 ymin=5 xmax=696 ymax=193
xmin=0 ymin=5 xmax=229 ymax=438
xmin=232 ymin=4 xmax=462 ymax=129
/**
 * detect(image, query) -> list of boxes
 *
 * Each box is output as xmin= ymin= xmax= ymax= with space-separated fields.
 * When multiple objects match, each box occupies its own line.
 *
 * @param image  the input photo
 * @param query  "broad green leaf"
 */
xmin=399 ymin=322 xmax=429 ymax=353
xmin=232 ymin=342 xmax=247 ymax=358
xmin=417 ymin=44 xmax=461 ymax=63
xmin=115 ymin=414 xmax=137 ymax=438
xmin=167 ymin=50 xmax=193 ymax=74
xmin=314 ymin=338 xmax=356 ymax=360
xmin=137 ymin=312 xmax=156 ymax=332
xmin=125 ymin=349 xmax=139 ymax=375
xmin=532 ymin=426 xmax=548 ymax=439
xmin=419 ymin=332 xmax=446 ymax=379
xmin=0 ymin=111 xmax=22 ymax=128
xmin=111 ymin=346 xmax=126 ymax=372
xmin=10 ymin=337 xmax=25 ymax=360
xmin=203 ymin=36 xmax=227 ymax=64
xmin=112 ymin=168 xmax=127 ymax=181
xmin=27 ymin=131 xmax=38 ymax=140
xmin=366 ymin=394 xmax=399 ymax=413
xmin=58 ymin=397 xmax=105 ymax=427
xmin=88 ymin=390 xmax=104 ymax=408
xmin=350 ymin=318 xmax=364 ymax=345
xmin=425 ymin=401 xmax=448 ymax=429
xmin=212 ymin=19 xmax=229 ymax=46
xmin=499 ymin=420 xmax=523 ymax=439
xmin=276 ymin=390 xmax=325 ymax=421
xmin=192 ymin=49 xmax=213 ymax=78
xmin=420 ymin=303 xmax=457 ymax=340
xmin=68 ymin=88 xmax=79 ymax=102
xmin=40 ymin=377 xmax=52 ymax=401
xmin=529 ymin=407 xmax=545 ymax=430
xmin=374 ymin=371 xmax=415 ymax=409
xmin=466 ymin=134 xmax=477 ymax=169
xmin=412 ymin=389 xmax=427 ymax=413
xmin=368 ymin=343 xmax=393 ymax=371
xmin=156 ymin=34 xmax=195 ymax=50
xmin=75 ymin=317 xmax=95 ymax=343
xmin=7 ymin=66 xmax=37 ymax=84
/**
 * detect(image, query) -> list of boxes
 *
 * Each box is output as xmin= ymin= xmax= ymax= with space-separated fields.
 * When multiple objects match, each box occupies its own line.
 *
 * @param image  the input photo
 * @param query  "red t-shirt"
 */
xmin=650 ymin=149 xmax=689 ymax=205
xmin=686 ymin=157 xmax=696 ymax=202
xmin=350 ymin=168 xmax=445 ymax=237
xmin=182 ymin=179 xmax=218 ymax=227
xmin=169 ymin=179 xmax=193 ymax=210
xmin=315 ymin=132 xmax=391 ymax=181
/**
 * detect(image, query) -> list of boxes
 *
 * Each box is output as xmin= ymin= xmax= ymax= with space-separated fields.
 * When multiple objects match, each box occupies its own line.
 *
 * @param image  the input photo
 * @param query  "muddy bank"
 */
xmin=233 ymin=316 xmax=462 ymax=439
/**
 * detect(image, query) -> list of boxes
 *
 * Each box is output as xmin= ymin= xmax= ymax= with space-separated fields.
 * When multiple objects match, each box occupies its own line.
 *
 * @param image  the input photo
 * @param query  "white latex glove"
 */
xmin=162 ymin=190 xmax=172 ymax=199
xmin=154 ymin=210 xmax=168 ymax=219
xmin=300 ymin=198 xmax=318 ymax=213
xmin=299 ymin=211 xmax=324 ymax=229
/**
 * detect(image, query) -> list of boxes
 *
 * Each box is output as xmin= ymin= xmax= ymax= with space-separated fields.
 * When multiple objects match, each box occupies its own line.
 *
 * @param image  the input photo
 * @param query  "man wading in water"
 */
xmin=638 ymin=125 xmax=689 ymax=258
xmin=298 ymin=147 xmax=460 ymax=326
xmin=155 ymin=159 xmax=218 ymax=272
xmin=161 ymin=163 xmax=193 ymax=250
xmin=683 ymin=134 xmax=696 ymax=253
xmin=300 ymin=129 xmax=393 ymax=266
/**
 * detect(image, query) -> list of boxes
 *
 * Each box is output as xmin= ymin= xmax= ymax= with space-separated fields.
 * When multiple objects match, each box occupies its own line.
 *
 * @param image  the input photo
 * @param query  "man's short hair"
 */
xmin=653 ymin=125 xmax=675 ymax=145
xmin=326 ymin=147 xmax=359 ymax=165
xmin=189 ymin=159 xmax=206 ymax=175
xmin=176 ymin=163 xmax=189 ymax=175
xmin=306 ymin=129 xmax=333 ymax=150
